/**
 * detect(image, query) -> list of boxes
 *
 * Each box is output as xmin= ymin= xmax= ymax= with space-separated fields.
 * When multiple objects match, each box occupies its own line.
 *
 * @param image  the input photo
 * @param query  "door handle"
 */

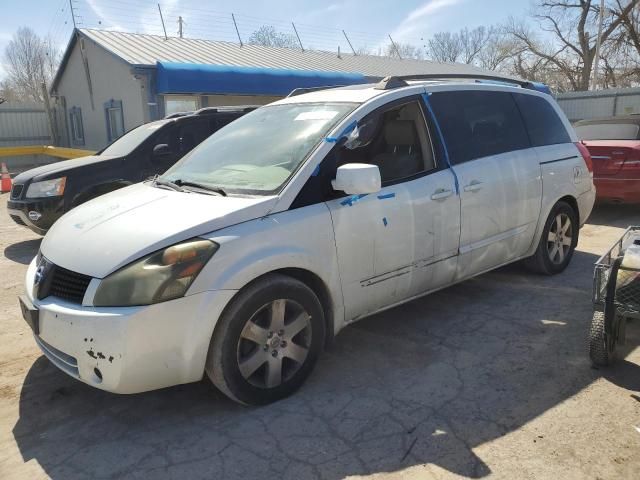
xmin=431 ymin=188 xmax=453 ymax=200
xmin=463 ymin=180 xmax=483 ymax=192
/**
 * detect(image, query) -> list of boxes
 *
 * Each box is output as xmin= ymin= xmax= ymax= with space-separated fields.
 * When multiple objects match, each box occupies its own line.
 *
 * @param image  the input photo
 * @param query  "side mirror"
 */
xmin=331 ymin=163 xmax=381 ymax=195
xmin=152 ymin=143 xmax=172 ymax=158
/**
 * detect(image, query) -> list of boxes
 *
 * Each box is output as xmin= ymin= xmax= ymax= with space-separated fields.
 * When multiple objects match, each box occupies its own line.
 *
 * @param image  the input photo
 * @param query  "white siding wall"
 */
xmin=54 ymin=37 xmax=146 ymax=151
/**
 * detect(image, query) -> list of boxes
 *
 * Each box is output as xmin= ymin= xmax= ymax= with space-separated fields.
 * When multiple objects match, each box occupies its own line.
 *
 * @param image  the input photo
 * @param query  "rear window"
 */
xmin=574 ymin=123 xmax=640 ymax=141
xmin=428 ymin=90 xmax=530 ymax=165
xmin=514 ymin=94 xmax=571 ymax=146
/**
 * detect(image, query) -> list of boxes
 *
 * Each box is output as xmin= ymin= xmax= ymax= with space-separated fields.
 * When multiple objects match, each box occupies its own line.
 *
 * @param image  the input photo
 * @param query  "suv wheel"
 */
xmin=206 ymin=274 xmax=325 ymax=405
xmin=524 ymin=200 xmax=578 ymax=275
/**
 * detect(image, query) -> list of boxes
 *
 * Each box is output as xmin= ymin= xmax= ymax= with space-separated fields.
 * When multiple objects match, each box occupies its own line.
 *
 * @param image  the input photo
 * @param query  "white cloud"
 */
xmin=390 ymin=0 xmax=465 ymax=42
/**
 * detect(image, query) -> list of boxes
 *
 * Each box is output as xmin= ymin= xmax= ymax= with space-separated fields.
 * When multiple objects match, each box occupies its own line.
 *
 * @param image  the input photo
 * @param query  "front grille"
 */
xmin=9 ymin=214 xmax=26 ymax=226
xmin=36 ymin=256 xmax=93 ymax=304
xmin=48 ymin=266 xmax=93 ymax=304
xmin=35 ymin=336 xmax=79 ymax=377
xmin=10 ymin=184 xmax=24 ymax=199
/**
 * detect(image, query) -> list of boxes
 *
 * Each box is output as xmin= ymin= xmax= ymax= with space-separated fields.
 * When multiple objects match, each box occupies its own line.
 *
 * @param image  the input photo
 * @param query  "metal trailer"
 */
xmin=590 ymin=226 xmax=640 ymax=365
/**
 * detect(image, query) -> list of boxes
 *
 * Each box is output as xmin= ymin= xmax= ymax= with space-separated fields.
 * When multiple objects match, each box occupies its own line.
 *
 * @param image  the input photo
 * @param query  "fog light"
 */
xmin=28 ymin=211 xmax=42 ymax=221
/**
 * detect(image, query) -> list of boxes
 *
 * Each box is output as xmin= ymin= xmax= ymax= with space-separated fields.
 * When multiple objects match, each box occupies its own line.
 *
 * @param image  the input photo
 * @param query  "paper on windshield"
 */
xmin=294 ymin=110 xmax=340 ymax=121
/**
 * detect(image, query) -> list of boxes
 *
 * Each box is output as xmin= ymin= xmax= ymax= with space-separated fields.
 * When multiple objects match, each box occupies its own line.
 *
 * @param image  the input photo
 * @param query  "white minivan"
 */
xmin=20 ymin=76 xmax=596 ymax=405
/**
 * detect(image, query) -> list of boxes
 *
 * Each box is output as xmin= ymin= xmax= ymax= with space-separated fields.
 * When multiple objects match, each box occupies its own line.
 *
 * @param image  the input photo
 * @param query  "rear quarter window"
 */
xmin=514 ymin=94 xmax=571 ymax=146
xmin=428 ymin=90 xmax=530 ymax=165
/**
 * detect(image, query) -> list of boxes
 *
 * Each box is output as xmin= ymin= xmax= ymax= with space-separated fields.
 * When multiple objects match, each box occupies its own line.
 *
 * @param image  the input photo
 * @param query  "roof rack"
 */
xmin=194 ymin=106 xmax=259 ymax=116
xmin=374 ymin=74 xmax=551 ymax=94
xmin=287 ymin=85 xmax=345 ymax=98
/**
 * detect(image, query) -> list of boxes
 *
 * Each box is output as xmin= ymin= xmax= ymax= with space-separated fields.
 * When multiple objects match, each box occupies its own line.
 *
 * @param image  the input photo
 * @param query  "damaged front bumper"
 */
xmin=23 ymin=257 xmax=236 ymax=394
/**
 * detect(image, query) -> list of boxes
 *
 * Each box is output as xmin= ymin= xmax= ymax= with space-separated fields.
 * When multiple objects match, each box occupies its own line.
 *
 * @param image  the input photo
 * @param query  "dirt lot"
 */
xmin=0 ymin=196 xmax=639 ymax=480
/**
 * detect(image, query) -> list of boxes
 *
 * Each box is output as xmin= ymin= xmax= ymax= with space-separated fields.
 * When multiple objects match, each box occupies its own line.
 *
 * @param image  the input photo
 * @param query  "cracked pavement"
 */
xmin=1 ymin=197 xmax=639 ymax=479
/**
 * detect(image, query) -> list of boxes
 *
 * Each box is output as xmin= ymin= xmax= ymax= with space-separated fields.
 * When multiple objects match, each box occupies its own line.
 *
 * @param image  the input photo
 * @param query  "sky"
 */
xmin=0 ymin=0 xmax=534 ymax=80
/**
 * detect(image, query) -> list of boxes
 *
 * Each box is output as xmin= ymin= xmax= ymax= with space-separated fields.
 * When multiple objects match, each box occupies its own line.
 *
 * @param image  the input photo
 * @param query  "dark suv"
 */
xmin=7 ymin=107 xmax=255 ymax=234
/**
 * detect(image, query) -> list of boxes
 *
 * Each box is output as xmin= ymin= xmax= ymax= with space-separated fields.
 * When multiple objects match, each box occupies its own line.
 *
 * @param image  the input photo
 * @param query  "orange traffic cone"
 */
xmin=1 ymin=162 xmax=12 ymax=193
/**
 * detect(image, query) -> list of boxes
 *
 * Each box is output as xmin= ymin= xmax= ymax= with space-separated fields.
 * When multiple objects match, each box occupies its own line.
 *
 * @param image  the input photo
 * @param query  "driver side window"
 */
xmin=339 ymin=98 xmax=436 ymax=185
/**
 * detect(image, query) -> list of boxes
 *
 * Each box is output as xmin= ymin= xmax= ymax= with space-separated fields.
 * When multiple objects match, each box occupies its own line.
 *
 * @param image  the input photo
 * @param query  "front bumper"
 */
xmin=7 ymin=196 xmax=64 ymax=235
xmin=24 ymin=258 xmax=237 ymax=394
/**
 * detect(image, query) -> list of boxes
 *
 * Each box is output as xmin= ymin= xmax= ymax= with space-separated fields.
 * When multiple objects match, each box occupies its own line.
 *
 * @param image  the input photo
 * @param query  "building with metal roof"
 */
xmin=51 ymin=28 xmax=506 ymax=150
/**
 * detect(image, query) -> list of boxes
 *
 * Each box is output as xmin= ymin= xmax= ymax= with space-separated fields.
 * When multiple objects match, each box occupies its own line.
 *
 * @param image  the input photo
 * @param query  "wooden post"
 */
xmin=41 ymin=82 xmax=58 ymax=146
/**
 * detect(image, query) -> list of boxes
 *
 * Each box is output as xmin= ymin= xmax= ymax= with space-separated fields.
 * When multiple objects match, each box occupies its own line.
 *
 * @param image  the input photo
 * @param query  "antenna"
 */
xmin=158 ymin=3 xmax=168 ymax=40
xmin=343 ymin=30 xmax=356 ymax=55
xmin=232 ymin=14 xmax=243 ymax=47
xmin=388 ymin=35 xmax=402 ymax=60
xmin=178 ymin=16 xmax=184 ymax=38
xmin=68 ymin=0 xmax=77 ymax=29
xmin=292 ymin=22 xmax=304 ymax=52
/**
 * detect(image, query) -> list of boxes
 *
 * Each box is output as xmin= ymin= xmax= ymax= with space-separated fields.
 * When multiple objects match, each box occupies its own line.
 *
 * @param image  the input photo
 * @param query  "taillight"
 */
xmin=575 ymin=142 xmax=593 ymax=174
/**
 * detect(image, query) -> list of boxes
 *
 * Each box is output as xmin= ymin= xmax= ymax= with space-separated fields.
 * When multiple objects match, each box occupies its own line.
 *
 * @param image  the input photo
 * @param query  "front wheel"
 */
xmin=205 ymin=274 xmax=326 ymax=405
xmin=524 ymin=201 xmax=579 ymax=275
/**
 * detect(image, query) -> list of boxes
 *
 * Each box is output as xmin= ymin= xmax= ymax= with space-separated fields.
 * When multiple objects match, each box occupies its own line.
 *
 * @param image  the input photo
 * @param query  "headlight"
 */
xmin=26 ymin=177 xmax=66 ymax=198
xmin=93 ymin=239 xmax=218 ymax=307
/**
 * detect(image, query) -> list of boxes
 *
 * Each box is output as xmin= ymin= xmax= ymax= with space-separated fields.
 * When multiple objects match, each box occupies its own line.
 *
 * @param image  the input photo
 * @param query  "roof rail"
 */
xmin=286 ymin=85 xmax=344 ymax=98
xmin=194 ymin=106 xmax=259 ymax=116
xmin=373 ymin=74 xmax=551 ymax=94
xmin=164 ymin=111 xmax=192 ymax=119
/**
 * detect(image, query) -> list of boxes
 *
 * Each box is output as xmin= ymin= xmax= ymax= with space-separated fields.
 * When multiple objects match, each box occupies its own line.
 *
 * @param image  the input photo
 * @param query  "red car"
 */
xmin=574 ymin=116 xmax=640 ymax=204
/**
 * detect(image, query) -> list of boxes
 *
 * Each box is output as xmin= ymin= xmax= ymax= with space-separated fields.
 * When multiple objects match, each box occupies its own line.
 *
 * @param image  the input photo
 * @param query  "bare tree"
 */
xmin=506 ymin=1 xmax=638 ymax=91
xmin=248 ymin=25 xmax=299 ymax=49
xmin=3 ymin=27 xmax=59 ymax=102
xmin=427 ymin=32 xmax=462 ymax=63
xmin=385 ymin=42 xmax=425 ymax=60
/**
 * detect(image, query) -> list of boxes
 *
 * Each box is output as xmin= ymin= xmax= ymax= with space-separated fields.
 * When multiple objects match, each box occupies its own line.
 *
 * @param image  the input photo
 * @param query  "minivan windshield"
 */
xmin=575 ymin=123 xmax=640 ymax=141
xmin=100 ymin=120 xmax=171 ymax=156
xmin=160 ymin=103 xmax=356 ymax=194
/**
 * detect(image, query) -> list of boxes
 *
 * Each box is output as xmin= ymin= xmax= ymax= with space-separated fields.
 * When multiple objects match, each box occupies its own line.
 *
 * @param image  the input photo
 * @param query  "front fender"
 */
xmin=189 ymin=204 xmax=346 ymax=334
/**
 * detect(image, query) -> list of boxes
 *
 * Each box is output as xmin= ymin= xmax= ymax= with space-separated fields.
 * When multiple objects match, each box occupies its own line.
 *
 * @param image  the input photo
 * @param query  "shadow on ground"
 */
xmin=4 ymin=239 xmax=41 ymax=265
xmin=12 ymin=243 xmax=640 ymax=479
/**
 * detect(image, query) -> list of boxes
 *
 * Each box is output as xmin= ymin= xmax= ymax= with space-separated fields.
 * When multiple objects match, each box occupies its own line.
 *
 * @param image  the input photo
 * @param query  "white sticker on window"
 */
xmin=294 ymin=110 xmax=339 ymax=121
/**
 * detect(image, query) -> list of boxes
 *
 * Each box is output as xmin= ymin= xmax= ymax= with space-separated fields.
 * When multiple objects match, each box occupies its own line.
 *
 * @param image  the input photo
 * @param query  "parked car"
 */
xmin=7 ymin=106 xmax=255 ymax=234
xmin=19 ymin=77 xmax=595 ymax=405
xmin=574 ymin=115 xmax=640 ymax=204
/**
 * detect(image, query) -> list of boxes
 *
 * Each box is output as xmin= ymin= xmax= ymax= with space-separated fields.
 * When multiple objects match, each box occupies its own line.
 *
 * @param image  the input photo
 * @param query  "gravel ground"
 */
xmin=0 ymin=195 xmax=639 ymax=480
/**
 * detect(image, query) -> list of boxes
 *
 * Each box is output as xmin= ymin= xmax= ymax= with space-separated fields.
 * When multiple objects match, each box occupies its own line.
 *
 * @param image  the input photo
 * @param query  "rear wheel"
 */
xmin=206 ymin=274 xmax=325 ymax=405
xmin=524 ymin=201 xmax=578 ymax=275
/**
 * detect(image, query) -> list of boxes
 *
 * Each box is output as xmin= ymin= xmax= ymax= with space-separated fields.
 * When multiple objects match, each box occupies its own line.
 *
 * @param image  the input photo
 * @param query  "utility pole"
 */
xmin=178 ymin=16 xmax=184 ymax=38
xmin=591 ymin=0 xmax=605 ymax=90
xmin=388 ymin=35 xmax=402 ymax=60
xmin=292 ymin=22 xmax=304 ymax=52
xmin=232 ymin=14 xmax=243 ymax=46
xmin=158 ymin=3 xmax=168 ymax=40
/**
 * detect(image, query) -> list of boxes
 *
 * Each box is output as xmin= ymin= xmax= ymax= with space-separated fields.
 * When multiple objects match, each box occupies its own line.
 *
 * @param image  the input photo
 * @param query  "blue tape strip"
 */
xmin=340 ymin=193 xmax=367 ymax=206
xmin=311 ymin=165 xmax=320 ymax=177
xmin=377 ymin=192 xmax=395 ymax=200
xmin=422 ymin=93 xmax=459 ymax=195
xmin=326 ymin=120 xmax=357 ymax=143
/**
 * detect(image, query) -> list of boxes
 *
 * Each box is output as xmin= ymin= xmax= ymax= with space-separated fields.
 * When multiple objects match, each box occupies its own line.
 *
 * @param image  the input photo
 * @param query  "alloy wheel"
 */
xmin=236 ymin=299 xmax=312 ymax=388
xmin=547 ymin=213 xmax=573 ymax=265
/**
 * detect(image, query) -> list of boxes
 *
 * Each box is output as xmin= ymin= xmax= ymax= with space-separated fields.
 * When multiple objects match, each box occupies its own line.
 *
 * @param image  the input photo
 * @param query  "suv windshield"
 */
xmin=160 ymin=103 xmax=356 ymax=194
xmin=575 ymin=123 xmax=640 ymax=141
xmin=101 ymin=120 xmax=171 ymax=156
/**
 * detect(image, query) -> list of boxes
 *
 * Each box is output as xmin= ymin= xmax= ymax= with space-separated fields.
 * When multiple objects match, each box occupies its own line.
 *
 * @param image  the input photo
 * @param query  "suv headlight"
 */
xmin=93 ymin=239 xmax=218 ymax=307
xmin=26 ymin=177 xmax=67 ymax=198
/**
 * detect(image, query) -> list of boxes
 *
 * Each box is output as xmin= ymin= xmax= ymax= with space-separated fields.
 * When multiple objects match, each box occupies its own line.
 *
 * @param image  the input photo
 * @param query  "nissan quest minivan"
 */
xmin=20 ymin=76 xmax=596 ymax=405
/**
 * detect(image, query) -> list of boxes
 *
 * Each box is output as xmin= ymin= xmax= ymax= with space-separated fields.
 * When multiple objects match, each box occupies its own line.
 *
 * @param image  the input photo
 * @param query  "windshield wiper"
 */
xmin=153 ymin=177 xmax=185 ymax=192
xmin=174 ymin=180 xmax=227 ymax=196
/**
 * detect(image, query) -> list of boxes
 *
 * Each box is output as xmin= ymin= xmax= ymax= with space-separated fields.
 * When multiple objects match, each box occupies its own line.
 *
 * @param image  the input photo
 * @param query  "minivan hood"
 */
xmin=13 ymin=155 xmax=119 ymax=183
xmin=41 ymin=182 xmax=278 ymax=278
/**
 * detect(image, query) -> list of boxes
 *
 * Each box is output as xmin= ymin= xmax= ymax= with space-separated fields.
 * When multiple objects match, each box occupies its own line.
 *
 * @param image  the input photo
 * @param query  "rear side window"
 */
xmin=514 ymin=94 xmax=571 ymax=146
xmin=429 ymin=90 xmax=530 ymax=165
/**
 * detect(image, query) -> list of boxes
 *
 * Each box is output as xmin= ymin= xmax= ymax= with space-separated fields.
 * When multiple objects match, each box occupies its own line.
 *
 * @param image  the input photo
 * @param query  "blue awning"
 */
xmin=156 ymin=62 xmax=367 ymax=96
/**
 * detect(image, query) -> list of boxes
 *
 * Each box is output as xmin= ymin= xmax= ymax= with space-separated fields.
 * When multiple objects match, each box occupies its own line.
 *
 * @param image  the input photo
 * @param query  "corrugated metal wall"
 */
xmin=556 ymin=88 xmax=640 ymax=122
xmin=0 ymin=101 xmax=54 ymax=173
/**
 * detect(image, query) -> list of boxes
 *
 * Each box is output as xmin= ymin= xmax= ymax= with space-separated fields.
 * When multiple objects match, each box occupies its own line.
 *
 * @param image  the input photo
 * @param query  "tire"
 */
xmin=205 ymin=274 xmax=326 ymax=405
xmin=524 ymin=200 xmax=579 ymax=275
xmin=589 ymin=310 xmax=616 ymax=366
